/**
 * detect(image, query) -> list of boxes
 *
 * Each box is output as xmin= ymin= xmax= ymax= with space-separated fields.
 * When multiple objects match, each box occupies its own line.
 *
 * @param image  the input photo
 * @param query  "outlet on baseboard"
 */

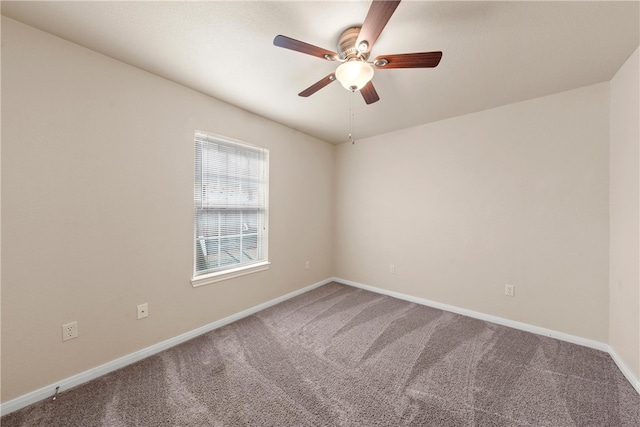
xmin=305 ymin=261 xmax=310 ymax=270
xmin=62 ymin=321 xmax=78 ymax=341
xmin=389 ymin=264 xmax=395 ymax=274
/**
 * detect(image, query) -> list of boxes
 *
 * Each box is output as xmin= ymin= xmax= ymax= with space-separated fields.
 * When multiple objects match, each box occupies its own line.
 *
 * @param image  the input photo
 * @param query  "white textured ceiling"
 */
xmin=2 ymin=1 xmax=639 ymax=144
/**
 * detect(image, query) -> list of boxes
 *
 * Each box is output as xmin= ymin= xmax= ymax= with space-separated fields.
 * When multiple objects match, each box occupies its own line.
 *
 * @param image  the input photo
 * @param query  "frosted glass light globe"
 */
xmin=335 ymin=60 xmax=374 ymax=91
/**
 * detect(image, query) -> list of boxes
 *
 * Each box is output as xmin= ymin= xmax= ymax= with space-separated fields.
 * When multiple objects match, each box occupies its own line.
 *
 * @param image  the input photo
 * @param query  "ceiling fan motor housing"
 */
xmin=338 ymin=27 xmax=369 ymax=61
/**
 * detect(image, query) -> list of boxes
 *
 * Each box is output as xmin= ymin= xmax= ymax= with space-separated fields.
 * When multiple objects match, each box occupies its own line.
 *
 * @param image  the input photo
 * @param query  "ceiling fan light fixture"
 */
xmin=335 ymin=60 xmax=374 ymax=92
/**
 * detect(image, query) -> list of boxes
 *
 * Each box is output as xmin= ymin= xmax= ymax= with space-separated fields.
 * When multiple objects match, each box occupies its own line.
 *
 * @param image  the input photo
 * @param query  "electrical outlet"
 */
xmin=389 ymin=264 xmax=395 ymax=274
xmin=505 ymin=284 xmax=515 ymax=297
xmin=62 ymin=321 xmax=78 ymax=341
xmin=137 ymin=303 xmax=149 ymax=319
xmin=305 ymin=261 xmax=310 ymax=270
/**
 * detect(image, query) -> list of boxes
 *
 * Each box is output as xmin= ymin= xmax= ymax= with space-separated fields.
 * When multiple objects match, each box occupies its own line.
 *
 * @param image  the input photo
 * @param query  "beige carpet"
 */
xmin=3 ymin=282 xmax=639 ymax=426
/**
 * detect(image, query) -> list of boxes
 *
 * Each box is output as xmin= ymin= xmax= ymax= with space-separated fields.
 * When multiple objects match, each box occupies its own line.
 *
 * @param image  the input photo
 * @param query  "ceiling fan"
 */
xmin=273 ymin=0 xmax=442 ymax=105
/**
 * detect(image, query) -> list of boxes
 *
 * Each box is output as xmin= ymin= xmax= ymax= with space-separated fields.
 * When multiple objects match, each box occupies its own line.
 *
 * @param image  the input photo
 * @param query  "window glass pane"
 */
xmin=220 ymin=236 xmax=240 ymax=267
xmin=219 ymin=210 xmax=241 ymax=236
xmin=196 ymin=209 xmax=219 ymax=237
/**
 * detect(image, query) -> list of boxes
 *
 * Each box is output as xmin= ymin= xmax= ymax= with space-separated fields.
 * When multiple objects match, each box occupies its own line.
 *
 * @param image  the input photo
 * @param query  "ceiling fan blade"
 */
xmin=360 ymin=81 xmax=380 ymax=104
xmin=356 ymin=0 xmax=401 ymax=53
xmin=298 ymin=74 xmax=337 ymax=97
xmin=274 ymin=35 xmax=338 ymax=61
xmin=373 ymin=52 xmax=443 ymax=69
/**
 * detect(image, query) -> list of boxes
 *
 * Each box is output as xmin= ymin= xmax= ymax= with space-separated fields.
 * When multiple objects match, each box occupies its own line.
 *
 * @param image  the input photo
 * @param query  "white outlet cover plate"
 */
xmin=505 ymin=284 xmax=515 ymax=296
xmin=62 ymin=321 xmax=78 ymax=341
xmin=137 ymin=303 xmax=149 ymax=319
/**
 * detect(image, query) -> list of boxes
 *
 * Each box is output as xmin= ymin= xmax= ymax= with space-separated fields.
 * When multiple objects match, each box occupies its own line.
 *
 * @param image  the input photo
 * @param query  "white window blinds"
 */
xmin=194 ymin=131 xmax=268 ymax=279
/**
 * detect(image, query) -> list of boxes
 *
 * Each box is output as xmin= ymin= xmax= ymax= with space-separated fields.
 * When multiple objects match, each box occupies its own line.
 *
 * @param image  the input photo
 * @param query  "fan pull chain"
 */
xmin=349 ymin=89 xmax=355 ymax=144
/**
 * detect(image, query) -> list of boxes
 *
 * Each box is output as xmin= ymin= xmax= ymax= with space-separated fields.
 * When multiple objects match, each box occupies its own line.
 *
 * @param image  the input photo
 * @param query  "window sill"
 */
xmin=191 ymin=261 xmax=270 ymax=287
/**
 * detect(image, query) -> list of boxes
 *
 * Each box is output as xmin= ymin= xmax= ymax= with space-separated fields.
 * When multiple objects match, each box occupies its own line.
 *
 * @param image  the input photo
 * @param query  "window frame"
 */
xmin=191 ymin=131 xmax=269 ymax=287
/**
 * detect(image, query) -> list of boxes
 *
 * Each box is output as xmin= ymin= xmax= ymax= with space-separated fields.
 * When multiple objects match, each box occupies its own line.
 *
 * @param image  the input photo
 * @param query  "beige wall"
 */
xmin=0 ymin=17 xmax=334 ymax=402
xmin=2 ymin=14 xmax=638 ymax=406
xmin=335 ymin=83 xmax=610 ymax=342
xmin=610 ymin=47 xmax=640 ymax=380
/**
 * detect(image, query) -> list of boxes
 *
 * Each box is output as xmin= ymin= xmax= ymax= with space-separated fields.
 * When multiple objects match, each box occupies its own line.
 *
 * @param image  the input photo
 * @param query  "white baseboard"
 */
xmin=334 ymin=277 xmax=608 ymax=351
xmin=609 ymin=347 xmax=640 ymax=395
xmin=3 ymin=276 xmax=638 ymax=416
xmin=333 ymin=276 xmax=640 ymax=395
xmin=0 ymin=278 xmax=332 ymax=417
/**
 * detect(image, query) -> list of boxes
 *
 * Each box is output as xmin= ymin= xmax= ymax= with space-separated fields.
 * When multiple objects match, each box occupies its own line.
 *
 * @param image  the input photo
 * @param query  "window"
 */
xmin=192 ymin=131 xmax=269 ymax=286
